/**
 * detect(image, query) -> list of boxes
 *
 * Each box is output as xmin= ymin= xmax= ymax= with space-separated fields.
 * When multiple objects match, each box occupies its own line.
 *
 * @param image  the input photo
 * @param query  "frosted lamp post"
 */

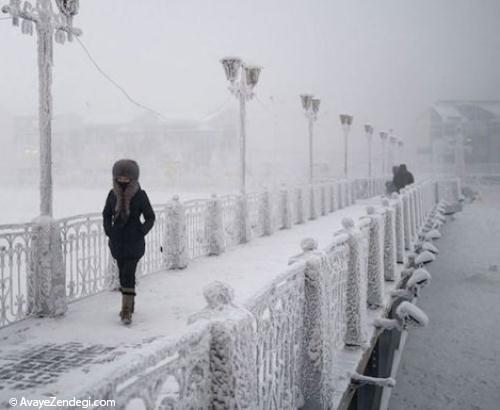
xmin=380 ymin=131 xmax=388 ymax=175
xmin=389 ymin=133 xmax=397 ymax=170
xmin=397 ymin=139 xmax=404 ymax=165
xmin=2 ymin=0 xmax=81 ymax=217
xmin=300 ymin=94 xmax=320 ymax=184
xmin=364 ymin=124 xmax=374 ymax=177
xmin=340 ymin=114 xmax=353 ymax=178
xmin=220 ymin=57 xmax=262 ymax=194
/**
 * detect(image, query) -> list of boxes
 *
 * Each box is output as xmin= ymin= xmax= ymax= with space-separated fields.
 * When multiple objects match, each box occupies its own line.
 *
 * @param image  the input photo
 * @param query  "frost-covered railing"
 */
xmin=72 ymin=322 xmax=213 ymax=409
xmin=0 ymin=176 xmax=388 ymax=328
xmin=64 ymin=177 xmax=450 ymax=408
xmin=0 ymin=222 xmax=32 ymax=327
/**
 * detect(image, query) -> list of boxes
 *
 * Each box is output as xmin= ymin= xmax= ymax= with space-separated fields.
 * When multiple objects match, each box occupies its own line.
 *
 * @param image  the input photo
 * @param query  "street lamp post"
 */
xmin=2 ymin=0 xmax=81 ymax=217
xmin=220 ymin=57 xmax=262 ymax=194
xmin=300 ymin=94 xmax=320 ymax=220
xmin=300 ymin=94 xmax=320 ymax=184
xmin=364 ymin=124 xmax=374 ymax=177
xmin=380 ymin=131 xmax=388 ymax=175
xmin=389 ymin=133 xmax=397 ymax=170
xmin=397 ymin=139 xmax=404 ymax=165
xmin=340 ymin=114 xmax=353 ymax=178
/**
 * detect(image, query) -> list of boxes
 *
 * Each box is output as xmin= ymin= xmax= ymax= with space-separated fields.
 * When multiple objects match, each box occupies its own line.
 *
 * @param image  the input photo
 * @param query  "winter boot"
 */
xmin=120 ymin=288 xmax=136 ymax=325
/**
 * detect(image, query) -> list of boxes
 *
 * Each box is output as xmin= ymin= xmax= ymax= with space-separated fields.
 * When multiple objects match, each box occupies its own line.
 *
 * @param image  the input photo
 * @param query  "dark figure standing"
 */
xmin=393 ymin=163 xmax=415 ymax=192
xmin=102 ymin=159 xmax=156 ymax=325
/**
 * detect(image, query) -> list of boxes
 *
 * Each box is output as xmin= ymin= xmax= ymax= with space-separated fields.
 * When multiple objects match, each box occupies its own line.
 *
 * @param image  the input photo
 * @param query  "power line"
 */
xmin=76 ymin=36 xmax=233 ymax=124
xmin=2 ymin=17 xmax=234 ymax=123
xmin=75 ymin=36 xmax=168 ymax=121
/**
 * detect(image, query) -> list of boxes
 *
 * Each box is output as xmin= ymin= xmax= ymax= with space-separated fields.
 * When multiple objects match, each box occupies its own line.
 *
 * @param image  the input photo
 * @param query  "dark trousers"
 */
xmin=116 ymin=258 xmax=139 ymax=289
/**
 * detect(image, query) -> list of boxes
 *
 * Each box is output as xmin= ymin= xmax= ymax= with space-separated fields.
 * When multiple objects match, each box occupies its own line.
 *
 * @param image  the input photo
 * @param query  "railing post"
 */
xmin=296 ymin=187 xmax=305 ymax=224
xmin=410 ymin=186 xmax=418 ymax=235
xmin=261 ymin=190 xmax=274 ymax=236
xmin=206 ymin=194 xmax=225 ymax=256
xmin=381 ymin=199 xmax=398 ymax=281
xmin=329 ymin=182 xmax=336 ymax=213
xmin=365 ymin=208 xmax=385 ymax=309
xmin=289 ymin=237 xmax=325 ymax=407
xmin=188 ymin=281 xmax=258 ymax=408
xmin=391 ymin=193 xmax=406 ymax=263
xmin=27 ymin=216 xmax=67 ymax=317
xmin=320 ymin=184 xmax=327 ymax=216
xmin=163 ymin=195 xmax=188 ymax=269
xmin=237 ymin=194 xmax=251 ymax=243
xmin=309 ymin=185 xmax=318 ymax=220
xmin=280 ymin=185 xmax=293 ymax=229
xmin=402 ymin=189 xmax=413 ymax=251
xmin=338 ymin=182 xmax=344 ymax=209
xmin=342 ymin=217 xmax=367 ymax=347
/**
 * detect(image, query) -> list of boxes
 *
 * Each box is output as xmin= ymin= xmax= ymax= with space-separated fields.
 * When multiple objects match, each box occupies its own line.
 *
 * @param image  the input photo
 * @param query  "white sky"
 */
xmin=1 ymin=0 xmax=500 ymax=163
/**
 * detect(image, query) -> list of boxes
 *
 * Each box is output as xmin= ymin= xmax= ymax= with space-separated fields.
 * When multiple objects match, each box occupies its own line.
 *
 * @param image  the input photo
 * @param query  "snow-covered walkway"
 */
xmin=389 ymin=185 xmax=500 ymax=410
xmin=0 ymin=198 xmax=378 ymax=405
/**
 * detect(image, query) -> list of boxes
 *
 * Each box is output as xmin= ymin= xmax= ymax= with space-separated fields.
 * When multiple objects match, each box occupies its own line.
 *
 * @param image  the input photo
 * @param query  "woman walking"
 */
xmin=102 ymin=159 xmax=156 ymax=325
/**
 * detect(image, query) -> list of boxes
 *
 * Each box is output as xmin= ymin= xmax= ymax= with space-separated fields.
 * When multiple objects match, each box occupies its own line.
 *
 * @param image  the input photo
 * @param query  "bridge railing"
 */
xmin=0 ymin=176 xmax=388 ymax=328
xmin=77 ymin=177 xmax=456 ymax=409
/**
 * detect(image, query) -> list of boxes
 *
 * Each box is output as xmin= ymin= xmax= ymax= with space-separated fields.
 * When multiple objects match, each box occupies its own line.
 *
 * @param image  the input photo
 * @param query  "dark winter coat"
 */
xmin=102 ymin=186 xmax=156 ymax=260
xmin=393 ymin=164 xmax=414 ymax=192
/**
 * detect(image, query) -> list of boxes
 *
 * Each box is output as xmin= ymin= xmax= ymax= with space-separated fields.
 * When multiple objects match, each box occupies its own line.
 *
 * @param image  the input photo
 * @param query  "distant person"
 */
xmin=394 ymin=163 xmax=414 ymax=192
xmin=386 ymin=165 xmax=400 ymax=195
xmin=102 ymin=159 xmax=156 ymax=325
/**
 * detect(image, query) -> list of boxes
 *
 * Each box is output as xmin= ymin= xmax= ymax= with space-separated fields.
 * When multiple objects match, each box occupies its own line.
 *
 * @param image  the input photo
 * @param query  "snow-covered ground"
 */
xmin=389 ymin=184 xmax=500 ymax=410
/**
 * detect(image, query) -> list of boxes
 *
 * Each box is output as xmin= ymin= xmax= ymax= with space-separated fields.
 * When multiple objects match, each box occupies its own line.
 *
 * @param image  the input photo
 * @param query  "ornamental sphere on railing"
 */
xmin=379 ymin=131 xmax=388 ymax=141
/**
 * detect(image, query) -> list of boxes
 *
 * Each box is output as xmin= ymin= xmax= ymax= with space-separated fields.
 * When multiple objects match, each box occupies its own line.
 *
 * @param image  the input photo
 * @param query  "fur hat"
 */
xmin=111 ymin=159 xmax=140 ymax=225
xmin=112 ymin=159 xmax=140 ymax=180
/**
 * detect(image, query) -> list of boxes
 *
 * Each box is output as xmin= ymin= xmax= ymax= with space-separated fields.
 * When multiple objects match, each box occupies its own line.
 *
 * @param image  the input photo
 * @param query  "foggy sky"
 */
xmin=1 ymin=0 xmax=500 ymax=158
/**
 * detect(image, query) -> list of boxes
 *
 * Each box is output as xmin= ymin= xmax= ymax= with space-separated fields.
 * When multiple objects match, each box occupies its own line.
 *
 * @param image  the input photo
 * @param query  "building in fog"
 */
xmin=417 ymin=100 xmax=500 ymax=173
xmin=9 ymin=110 xmax=239 ymax=187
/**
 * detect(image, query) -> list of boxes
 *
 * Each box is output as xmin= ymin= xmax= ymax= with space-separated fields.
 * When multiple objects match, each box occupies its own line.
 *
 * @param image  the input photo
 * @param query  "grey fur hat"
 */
xmin=112 ymin=159 xmax=140 ymax=180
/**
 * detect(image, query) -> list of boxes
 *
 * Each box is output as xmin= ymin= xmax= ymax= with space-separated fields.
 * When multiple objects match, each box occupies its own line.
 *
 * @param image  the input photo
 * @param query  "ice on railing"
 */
xmin=392 ymin=193 xmax=405 ymax=263
xmin=189 ymin=281 xmax=257 ymax=409
xmin=280 ymin=186 xmax=293 ymax=229
xmin=77 ymin=323 xmax=212 ymax=409
xmin=382 ymin=199 xmax=398 ymax=281
xmin=288 ymin=235 xmax=349 ymax=407
xmin=184 ymin=199 xmax=210 ymax=259
xmin=342 ymin=217 xmax=368 ymax=348
xmin=247 ymin=264 xmax=306 ymax=409
xmin=365 ymin=207 xmax=385 ymax=309
xmin=205 ymin=194 xmax=225 ymax=256
xmin=0 ymin=222 xmax=34 ymax=327
xmin=163 ymin=196 xmax=188 ymax=269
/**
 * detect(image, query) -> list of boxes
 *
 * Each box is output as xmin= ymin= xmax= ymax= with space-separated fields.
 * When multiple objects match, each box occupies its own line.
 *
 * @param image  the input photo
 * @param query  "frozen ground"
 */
xmin=389 ymin=185 xmax=500 ymax=410
xmin=0 ymin=197 xmax=381 ymax=405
